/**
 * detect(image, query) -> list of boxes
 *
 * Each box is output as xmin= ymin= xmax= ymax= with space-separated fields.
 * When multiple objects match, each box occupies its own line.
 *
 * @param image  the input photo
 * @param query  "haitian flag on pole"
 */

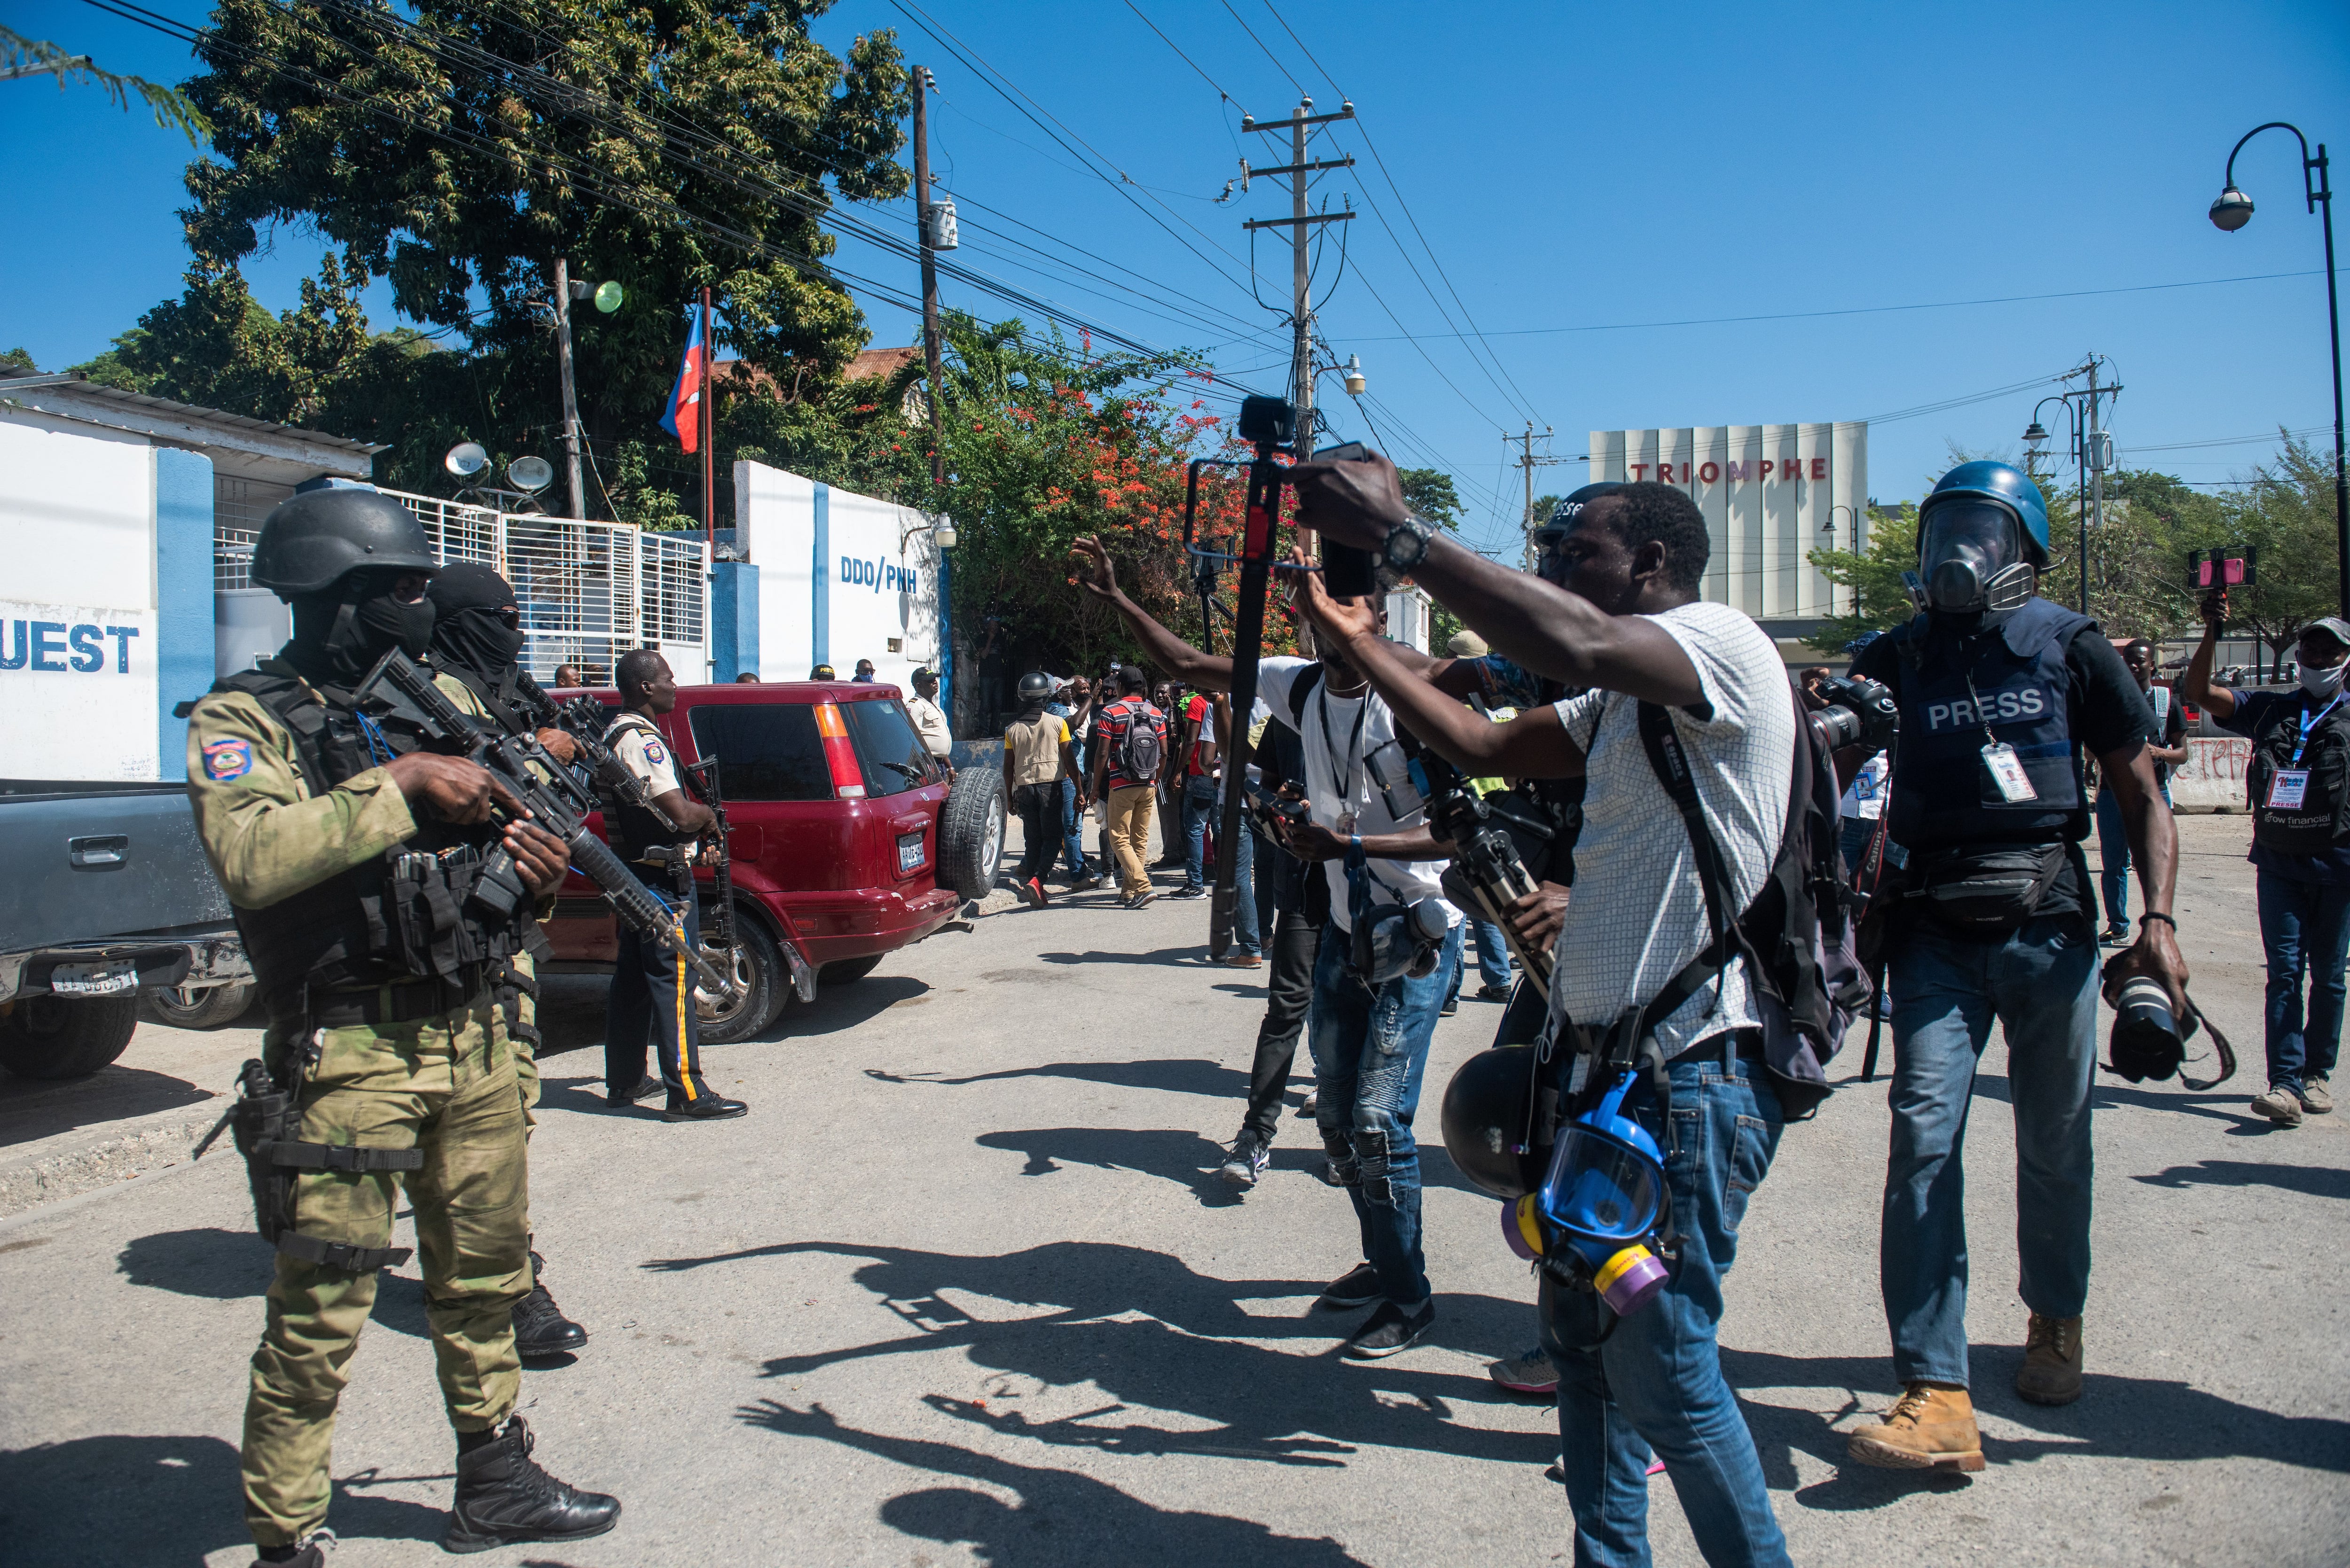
xmin=659 ymin=307 xmax=707 ymax=454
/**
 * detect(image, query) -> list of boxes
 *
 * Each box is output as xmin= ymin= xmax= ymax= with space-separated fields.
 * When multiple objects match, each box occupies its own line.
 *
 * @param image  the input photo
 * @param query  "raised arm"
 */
xmin=2182 ymin=590 xmax=2238 ymax=721
xmin=1070 ymin=537 xmax=1233 ymax=692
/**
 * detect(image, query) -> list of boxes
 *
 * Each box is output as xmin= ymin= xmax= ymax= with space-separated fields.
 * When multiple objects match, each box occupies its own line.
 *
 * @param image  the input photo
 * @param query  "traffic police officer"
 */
xmin=1841 ymin=461 xmax=2187 ymax=1472
xmin=601 ymin=648 xmax=748 ymax=1120
xmin=186 ymin=489 xmax=620 ymax=1563
xmin=425 ymin=561 xmax=589 ymax=1359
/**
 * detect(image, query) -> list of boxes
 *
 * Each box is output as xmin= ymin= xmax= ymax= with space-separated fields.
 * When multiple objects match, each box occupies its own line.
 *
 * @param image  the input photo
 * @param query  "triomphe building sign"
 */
xmin=1588 ymin=422 xmax=1868 ymax=659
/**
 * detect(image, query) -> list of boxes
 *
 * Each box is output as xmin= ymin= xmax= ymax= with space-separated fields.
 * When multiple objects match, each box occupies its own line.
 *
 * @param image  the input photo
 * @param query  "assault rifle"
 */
xmin=350 ymin=649 xmax=737 ymax=1000
xmin=508 ymin=670 xmax=689 ymax=838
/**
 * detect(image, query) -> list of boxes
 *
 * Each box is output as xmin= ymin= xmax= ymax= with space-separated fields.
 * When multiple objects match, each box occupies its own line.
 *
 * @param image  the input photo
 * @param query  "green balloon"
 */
xmin=593 ymin=279 xmax=624 ymax=313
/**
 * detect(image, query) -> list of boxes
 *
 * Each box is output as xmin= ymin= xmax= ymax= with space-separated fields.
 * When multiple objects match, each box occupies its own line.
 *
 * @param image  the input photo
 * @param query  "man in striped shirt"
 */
xmin=1089 ymin=666 xmax=1169 ymax=908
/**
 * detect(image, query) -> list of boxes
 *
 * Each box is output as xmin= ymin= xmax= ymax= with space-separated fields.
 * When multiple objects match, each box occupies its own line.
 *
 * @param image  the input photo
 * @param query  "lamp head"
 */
xmin=444 ymin=440 xmax=489 ymax=478
xmin=593 ymin=279 xmax=625 ymax=313
xmin=2022 ymin=420 xmax=2049 ymax=445
xmin=932 ymin=521 xmax=958 ymax=550
xmin=2209 ymin=185 xmax=2255 ymax=232
xmin=506 ymin=455 xmax=555 ymax=494
xmin=1343 ymin=353 xmax=1366 ymax=397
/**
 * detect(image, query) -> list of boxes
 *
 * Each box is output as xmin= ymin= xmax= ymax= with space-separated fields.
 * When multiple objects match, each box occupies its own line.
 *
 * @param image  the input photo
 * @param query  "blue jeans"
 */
xmin=1181 ymin=774 xmax=1218 ymax=889
xmin=1229 ymin=808 xmax=1261 ymax=957
xmin=2255 ymin=871 xmax=2350 ymax=1094
xmin=2094 ymin=781 xmax=2170 ymax=927
xmin=1881 ymin=913 xmax=2097 ymax=1387
xmin=1308 ymin=916 xmax=1463 ymax=1308
xmin=1443 ymin=919 xmax=1511 ymax=1006
xmin=1542 ymin=1049 xmax=1791 ymax=1568
xmin=1056 ymin=777 xmax=1090 ymax=879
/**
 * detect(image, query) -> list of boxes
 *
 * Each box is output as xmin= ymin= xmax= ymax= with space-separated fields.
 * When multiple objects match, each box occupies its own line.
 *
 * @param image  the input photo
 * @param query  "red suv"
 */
xmin=543 ymin=680 xmax=1004 ymax=1041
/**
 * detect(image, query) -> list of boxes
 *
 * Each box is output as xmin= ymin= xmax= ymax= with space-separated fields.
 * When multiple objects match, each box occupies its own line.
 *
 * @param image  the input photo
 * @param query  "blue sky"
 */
xmin=5 ymin=0 xmax=2347 ymax=559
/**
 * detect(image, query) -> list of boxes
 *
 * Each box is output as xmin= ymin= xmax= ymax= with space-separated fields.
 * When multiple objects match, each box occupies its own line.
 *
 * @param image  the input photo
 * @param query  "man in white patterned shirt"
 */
xmin=1289 ymin=470 xmax=1797 ymax=1568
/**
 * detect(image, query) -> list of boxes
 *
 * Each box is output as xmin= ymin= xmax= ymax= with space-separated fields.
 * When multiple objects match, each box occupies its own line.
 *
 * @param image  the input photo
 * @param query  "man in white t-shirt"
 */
xmin=1285 ymin=468 xmax=1797 ymax=1568
xmin=1070 ymin=536 xmax=1463 ymax=1361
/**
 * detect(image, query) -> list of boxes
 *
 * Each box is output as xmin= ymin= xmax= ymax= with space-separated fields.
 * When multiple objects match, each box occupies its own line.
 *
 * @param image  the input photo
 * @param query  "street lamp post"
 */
xmin=2210 ymin=121 xmax=2347 ymax=619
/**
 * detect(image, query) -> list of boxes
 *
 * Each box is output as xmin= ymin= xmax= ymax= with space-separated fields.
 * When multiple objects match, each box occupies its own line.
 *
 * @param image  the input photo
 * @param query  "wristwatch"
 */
xmin=1380 ymin=511 xmax=1436 ymax=575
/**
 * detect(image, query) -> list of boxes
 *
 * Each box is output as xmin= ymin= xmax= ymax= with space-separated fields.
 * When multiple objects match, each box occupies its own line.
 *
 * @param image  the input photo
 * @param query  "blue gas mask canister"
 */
xmin=1501 ymin=1071 xmax=1670 ymax=1316
xmin=1907 ymin=499 xmax=2036 ymax=624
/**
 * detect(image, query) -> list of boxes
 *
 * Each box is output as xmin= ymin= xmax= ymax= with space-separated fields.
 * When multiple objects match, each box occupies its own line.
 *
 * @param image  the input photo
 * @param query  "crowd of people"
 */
xmin=187 ymin=435 xmax=2343 ymax=1565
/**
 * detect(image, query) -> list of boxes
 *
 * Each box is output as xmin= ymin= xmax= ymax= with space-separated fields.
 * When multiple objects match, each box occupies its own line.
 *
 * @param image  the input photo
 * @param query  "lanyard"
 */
xmin=2293 ymin=693 xmax=2345 ymax=768
xmin=1315 ymin=681 xmax=1371 ymax=820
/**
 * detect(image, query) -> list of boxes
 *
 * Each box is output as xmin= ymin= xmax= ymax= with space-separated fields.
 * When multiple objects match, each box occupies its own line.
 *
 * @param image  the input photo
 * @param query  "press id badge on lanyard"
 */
xmin=1982 ymin=741 xmax=2038 ymax=803
xmin=2270 ymin=693 xmax=2345 ymax=811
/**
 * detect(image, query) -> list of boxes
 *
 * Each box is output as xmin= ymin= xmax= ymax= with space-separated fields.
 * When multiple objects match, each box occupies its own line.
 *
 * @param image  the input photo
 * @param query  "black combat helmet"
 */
xmin=251 ymin=487 xmax=440 ymax=598
xmin=1016 ymin=671 xmax=1057 ymax=705
xmin=1439 ymin=1044 xmax=1546 ymax=1200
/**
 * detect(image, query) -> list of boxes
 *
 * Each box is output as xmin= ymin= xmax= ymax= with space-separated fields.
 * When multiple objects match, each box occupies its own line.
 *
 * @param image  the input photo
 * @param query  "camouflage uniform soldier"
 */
xmin=425 ymin=561 xmax=590 ymax=1360
xmin=186 ymin=489 xmax=619 ymax=1566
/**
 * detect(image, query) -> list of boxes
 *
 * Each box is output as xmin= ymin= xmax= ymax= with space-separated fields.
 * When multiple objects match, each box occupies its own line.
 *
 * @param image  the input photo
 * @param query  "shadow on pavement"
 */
xmin=2132 ymin=1158 xmax=2350 ymax=1199
xmin=1717 ymin=1343 xmax=2350 ymax=1512
xmin=1034 ymin=945 xmax=1214 ymax=970
xmin=0 ymin=1433 xmax=446 ymax=1566
xmin=739 ymin=1401 xmax=1374 ymax=1567
xmin=965 ymin=1123 xmax=1483 ymax=1206
xmin=0 ymin=1068 xmax=219 ymax=1149
xmin=864 ymin=1058 xmax=1251 ymax=1099
xmin=116 ymin=1227 xmax=429 ymax=1339
xmin=650 ymin=1238 xmax=1546 ymax=1468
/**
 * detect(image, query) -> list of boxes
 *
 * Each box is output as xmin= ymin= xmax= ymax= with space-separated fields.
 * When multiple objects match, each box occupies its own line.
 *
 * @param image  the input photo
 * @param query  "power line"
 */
xmin=1216 ymin=0 xmax=1306 ymax=98
xmin=1862 ymin=370 xmax=2073 ymax=425
xmin=1122 ymin=0 xmax=1249 ymax=117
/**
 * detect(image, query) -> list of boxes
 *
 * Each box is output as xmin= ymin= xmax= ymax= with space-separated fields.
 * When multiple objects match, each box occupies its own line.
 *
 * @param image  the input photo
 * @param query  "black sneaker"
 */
xmin=1219 ymin=1128 xmax=1270 ymax=1188
xmin=606 ymin=1077 xmax=663 ymax=1108
xmin=663 ymin=1094 xmax=748 ymax=1122
xmin=1441 ymin=998 xmax=1460 ymax=1016
xmin=1342 ymin=1296 xmax=1435 ymax=1359
xmin=1475 ymin=983 xmax=1512 ymax=1002
xmin=248 ymin=1531 xmax=334 ymax=1568
xmin=1071 ymin=874 xmax=1103 ymax=892
xmin=2098 ymin=922 xmax=2131 ymax=946
xmin=441 ymin=1416 xmax=620 ymax=1553
xmin=1126 ymin=889 xmax=1157 ymax=911
xmin=1168 ymin=884 xmax=1207 ymax=900
xmin=1316 ymin=1261 xmax=1383 ymax=1311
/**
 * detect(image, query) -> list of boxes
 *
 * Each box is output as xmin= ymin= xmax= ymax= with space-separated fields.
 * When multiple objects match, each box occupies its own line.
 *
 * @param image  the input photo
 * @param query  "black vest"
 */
xmin=2249 ymin=690 xmax=2350 ymax=853
xmin=213 ymin=665 xmax=528 ymax=1012
xmin=600 ymin=712 xmax=694 ymax=862
xmin=1882 ymin=596 xmax=2097 ymax=850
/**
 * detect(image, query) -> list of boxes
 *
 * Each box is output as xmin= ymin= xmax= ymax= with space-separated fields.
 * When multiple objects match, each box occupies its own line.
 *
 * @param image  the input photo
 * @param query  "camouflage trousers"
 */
xmin=242 ymin=995 xmax=529 ymax=1547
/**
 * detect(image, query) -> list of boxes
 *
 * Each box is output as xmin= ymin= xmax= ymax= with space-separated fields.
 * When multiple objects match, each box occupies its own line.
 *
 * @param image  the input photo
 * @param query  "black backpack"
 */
xmin=1117 ymin=702 xmax=1164 ymax=781
xmin=1634 ymin=675 xmax=1869 ymax=1120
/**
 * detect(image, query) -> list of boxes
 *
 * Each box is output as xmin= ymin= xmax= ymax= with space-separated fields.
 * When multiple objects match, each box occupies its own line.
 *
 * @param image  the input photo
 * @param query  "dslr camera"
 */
xmin=1809 ymin=673 xmax=1898 ymax=754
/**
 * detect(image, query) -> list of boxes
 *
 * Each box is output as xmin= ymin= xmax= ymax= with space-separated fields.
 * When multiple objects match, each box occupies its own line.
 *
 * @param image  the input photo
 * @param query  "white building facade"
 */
xmin=1588 ymin=422 xmax=1868 ymax=660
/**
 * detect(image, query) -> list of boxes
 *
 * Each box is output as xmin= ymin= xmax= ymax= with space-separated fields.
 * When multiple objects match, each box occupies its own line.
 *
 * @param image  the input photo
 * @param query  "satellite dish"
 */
xmin=593 ymin=280 xmax=625 ymax=313
xmin=507 ymin=455 xmax=556 ymax=493
xmin=444 ymin=441 xmax=490 ymax=477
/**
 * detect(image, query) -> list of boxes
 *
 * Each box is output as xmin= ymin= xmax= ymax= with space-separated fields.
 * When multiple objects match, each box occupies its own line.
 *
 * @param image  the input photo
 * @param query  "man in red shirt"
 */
xmin=1089 ymin=666 xmax=1170 ymax=908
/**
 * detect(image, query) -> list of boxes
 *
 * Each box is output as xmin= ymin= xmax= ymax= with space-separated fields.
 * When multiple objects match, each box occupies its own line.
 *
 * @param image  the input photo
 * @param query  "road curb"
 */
xmin=0 ymin=1104 xmax=223 ymax=1219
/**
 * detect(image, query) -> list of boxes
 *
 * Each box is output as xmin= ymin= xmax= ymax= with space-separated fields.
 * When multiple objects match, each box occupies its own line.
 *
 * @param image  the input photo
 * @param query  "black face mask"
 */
xmin=430 ymin=606 xmax=527 ymax=686
xmin=289 ymin=577 xmax=437 ymax=688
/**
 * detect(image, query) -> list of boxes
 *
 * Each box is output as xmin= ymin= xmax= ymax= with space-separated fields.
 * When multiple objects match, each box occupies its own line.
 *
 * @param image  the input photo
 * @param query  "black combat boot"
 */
xmin=248 ymin=1529 xmax=333 ymax=1567
xmin=440 ymin=1416 xmax=620 ymax=1553
xmin=513 ymin=1248 xmax=588 ymax=1359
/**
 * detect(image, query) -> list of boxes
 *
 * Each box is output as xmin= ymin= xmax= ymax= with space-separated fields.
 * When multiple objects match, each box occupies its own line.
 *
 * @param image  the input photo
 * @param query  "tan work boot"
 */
xmin=2301 ymin=1071 xmax=2334 ymax=1114
xmin=1846 ymin=1383 xmax=1984 ymax=1472
xmin=2016 ymin=1312 xmax=2084 ymax=1405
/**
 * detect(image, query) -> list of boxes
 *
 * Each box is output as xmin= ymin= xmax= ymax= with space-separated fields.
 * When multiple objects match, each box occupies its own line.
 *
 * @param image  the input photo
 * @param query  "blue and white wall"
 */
xmin=0 ymin=415 xmax=212 ymax=781
xmin=731 ymin=460 xmax=945 ymax=692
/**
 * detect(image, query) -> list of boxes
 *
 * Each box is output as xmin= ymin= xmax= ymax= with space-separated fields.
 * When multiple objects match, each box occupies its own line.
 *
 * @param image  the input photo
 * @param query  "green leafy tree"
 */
xmin=1397 ymin=467 xmax=1464 ymax=530
xmin=2216 ymin=436 xmax=2342 ymax=677
xmin=2 ymin=25 xmax=210 ymax=144
xmin=1809 ymin=503 xmax=1919 ymax=650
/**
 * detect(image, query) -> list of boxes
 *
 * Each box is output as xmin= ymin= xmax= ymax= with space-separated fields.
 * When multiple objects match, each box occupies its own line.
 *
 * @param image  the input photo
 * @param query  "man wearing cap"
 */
xmin=2186 ymin=606 xmax=2350 ymax=1126
xmin=1843 ymin=460 xmax=2185 ymax=1472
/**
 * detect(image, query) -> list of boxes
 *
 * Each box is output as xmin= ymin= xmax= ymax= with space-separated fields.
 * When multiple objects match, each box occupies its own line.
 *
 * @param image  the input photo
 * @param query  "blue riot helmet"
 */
xmin=1911 ymin=461 xmax=2050 ymax=625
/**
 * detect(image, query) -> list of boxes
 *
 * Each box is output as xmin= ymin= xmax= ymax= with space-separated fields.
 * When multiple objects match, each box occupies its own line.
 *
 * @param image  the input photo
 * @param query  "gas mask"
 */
xmin=1500 ymin=1070 xmax=1669 ymax=1317
xmin=290 ymin=572 xmax=437 ymax=688
xmin=1906 ymin=499 xmax=2037 ymax=627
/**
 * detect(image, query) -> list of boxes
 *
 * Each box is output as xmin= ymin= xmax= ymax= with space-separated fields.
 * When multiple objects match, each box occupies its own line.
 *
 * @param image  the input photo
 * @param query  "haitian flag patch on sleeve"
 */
xmin=202 ymin=738 xmax=253 ymax=781
xmin=644 ymin=740 xmax=668 ymax=765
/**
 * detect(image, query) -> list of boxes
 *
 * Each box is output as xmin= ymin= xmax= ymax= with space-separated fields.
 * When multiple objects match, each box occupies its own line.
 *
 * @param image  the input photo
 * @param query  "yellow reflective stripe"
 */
xmin=673 ymin=920 xmax=695 ymax=1100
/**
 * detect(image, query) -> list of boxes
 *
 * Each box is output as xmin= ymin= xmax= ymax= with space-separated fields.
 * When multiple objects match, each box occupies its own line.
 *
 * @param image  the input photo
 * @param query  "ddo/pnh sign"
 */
xmin=840 ymin=556 xmax=919 ymax=595
xmin=1589 ymin=423 xmax=1867 ymax=627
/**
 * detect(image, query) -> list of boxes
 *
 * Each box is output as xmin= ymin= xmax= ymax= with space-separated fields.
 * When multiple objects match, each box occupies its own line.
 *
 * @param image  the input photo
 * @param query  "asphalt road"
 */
xmin=0 ymin=814 xmax=2344 ymax=1567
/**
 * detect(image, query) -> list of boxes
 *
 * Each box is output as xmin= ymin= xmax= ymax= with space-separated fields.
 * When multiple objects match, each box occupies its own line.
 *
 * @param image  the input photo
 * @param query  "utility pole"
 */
xmin=552 ymin=257 xmax=585 ymax=520
xmin=2063 ymin=354 xmax=2120 ymax=616
xmin=1242 ymin=97 xmax=1355 ymax=451
xmin=912 ymin=66 xmax=946 ymax=490
xmin=1506 ymin=423 xmax=1560 ymax=569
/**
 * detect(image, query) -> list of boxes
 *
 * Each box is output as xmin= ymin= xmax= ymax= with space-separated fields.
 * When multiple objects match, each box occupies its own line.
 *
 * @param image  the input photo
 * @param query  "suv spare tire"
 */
xmin=937 ymin=767 xmax=1006 ymax=900
xmin=0 ymin=994 xmax=141 ymax=1080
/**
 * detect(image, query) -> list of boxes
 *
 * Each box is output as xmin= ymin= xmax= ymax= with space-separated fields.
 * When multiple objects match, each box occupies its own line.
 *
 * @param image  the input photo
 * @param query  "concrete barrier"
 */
xmin=2171 ymin=736 xmax=2252 ymax=812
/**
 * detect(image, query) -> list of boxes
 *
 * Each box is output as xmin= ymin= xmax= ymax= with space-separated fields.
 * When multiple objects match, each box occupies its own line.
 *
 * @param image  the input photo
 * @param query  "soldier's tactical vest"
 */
xmin=599 ymin=711 xmax=696 ymax=863
xmin=1882 ymin=595 xmax=2097 ymax=851
xmin=212 ymin=667 xmax=530 ymax=1013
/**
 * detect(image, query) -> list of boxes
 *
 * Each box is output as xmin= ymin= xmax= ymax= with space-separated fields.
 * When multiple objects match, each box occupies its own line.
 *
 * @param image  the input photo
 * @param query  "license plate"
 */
xmin=897 ymin=831 xmax=926 ymax=873
xmin=50 ymin=961 xmax=138 ymax=997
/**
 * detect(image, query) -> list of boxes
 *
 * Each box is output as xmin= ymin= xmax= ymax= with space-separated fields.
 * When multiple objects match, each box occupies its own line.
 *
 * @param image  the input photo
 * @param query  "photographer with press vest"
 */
xmin=2184 ymin=603 xmax=2350 ymax=1127
xmin=184 ymin=490 xmax=619 ymax=1563
xmin=1842 ymin=461 xmax=2186 ymax=1472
